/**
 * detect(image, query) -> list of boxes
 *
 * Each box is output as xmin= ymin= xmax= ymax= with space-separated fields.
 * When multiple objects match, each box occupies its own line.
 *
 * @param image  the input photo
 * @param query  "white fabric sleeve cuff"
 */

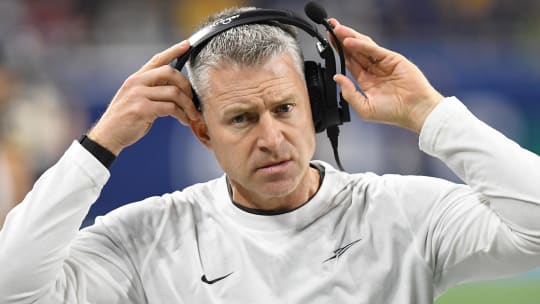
xmin=418 ymin=96 xmax=468 ymax=156
xmin=69 ymin=140 xmax=111 ymax=187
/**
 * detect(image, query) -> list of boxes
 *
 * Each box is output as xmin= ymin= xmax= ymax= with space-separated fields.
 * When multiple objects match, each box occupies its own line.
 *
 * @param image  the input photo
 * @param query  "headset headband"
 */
xmin=174 ymin=9 xmax=333 ymax=71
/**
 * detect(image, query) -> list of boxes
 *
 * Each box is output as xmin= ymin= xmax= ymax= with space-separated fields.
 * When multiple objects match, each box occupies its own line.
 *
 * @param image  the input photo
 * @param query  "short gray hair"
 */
xmin=186 ymin=7 xmax=305 ymax=106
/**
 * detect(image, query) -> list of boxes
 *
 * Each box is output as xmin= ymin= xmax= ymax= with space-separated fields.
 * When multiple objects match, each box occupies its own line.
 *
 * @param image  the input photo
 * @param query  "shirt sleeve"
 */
xmin=0 ymin=141 xmax=144 ymax=303
xmin=416 ymin=97 xmax=540 ymax=293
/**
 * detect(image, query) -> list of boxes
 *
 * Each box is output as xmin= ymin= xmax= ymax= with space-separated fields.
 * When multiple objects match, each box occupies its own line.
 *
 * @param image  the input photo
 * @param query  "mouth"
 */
xmin=255 ymin=160 xmax=291 ymax=174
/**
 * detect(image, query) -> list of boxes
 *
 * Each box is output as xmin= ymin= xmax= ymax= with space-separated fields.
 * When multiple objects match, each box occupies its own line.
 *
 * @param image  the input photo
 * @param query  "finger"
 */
xmin=333 ymin=74 xmax=370 ymax=119
xmin=327 ymin=18 xmax=351 ymax=54
xmin=332 ymin=22 xmax=376 ymax=44
xmin=342 ymin=38 xmax=394 ymax=78
xmin=137 ymin=95 xmax=190 ymax=125
xmin=136 ymin=65 xmax=192 ymax=94
xmin=144 ymin=86 xmax=200 ymax=121
xmin=343 ymin=37 xmax=388 ymax=63
xmin=326 ymin=19 xmax=376 ymax=70
xmin=327 ymin=18 xmax=339 ymax=49
xmin=328 ymin=18 xmax=339 ymax=28
xmin=139 ymin=40 xmax=190 ymax=73
xmin=344 ymin=50 xmax=371 ymax=74
xmin=171 ymin=105 xmax=191 ymax=126
xmin=148 ymin=99 xmax=191 ymax=125
xmin=330 ymin=20 xmax=381 ymax=62
xmin=133 ymin=65 xmax=199 ymax=121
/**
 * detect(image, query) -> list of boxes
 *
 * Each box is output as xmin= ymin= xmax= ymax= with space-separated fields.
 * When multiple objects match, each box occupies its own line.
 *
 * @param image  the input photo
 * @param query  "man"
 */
xmin=1 ymin=7 xmax=539 ymax=304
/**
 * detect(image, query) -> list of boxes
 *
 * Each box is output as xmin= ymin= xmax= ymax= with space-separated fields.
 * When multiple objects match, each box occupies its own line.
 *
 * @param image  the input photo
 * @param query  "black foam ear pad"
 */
xmin=304 ymin=60 xmax=325 ymax=133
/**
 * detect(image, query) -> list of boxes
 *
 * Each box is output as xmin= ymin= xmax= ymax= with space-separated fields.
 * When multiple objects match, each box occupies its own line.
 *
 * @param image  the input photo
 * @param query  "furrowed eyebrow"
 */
xmin=267 ymin=94 xmax=297 ymax=106
xmin=219 ymin=92 xmax=298 ymax=116
xmin=221 ymin=102 xmax=258 ymax=117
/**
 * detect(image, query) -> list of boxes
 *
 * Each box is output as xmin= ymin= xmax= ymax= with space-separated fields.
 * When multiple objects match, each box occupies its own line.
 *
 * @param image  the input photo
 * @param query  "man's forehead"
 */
xmin=195 ymin=53 xmax=306 ymax=115
xmin=208 ymin=79 xmax=299 ymax=109
xmin=221 ymin=54 xmax=300 ymax=77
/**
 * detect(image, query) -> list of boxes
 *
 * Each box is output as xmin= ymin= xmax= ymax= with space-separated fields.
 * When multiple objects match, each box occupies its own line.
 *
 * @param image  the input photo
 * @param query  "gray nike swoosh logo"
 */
xmin=201 ymin=272 xmax=233 ymax=284
xmin=323 ymin=238 xmax=362 ymax=263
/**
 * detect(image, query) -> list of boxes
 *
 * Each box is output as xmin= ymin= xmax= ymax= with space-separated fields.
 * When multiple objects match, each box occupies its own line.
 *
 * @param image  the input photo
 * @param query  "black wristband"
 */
xmin=79 ymin=135 xmax=116 ymax=169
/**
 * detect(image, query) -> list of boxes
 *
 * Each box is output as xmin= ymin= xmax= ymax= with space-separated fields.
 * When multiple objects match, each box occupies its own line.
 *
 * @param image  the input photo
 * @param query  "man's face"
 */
xmin=193 ymin=54 xmax=316 ymax=208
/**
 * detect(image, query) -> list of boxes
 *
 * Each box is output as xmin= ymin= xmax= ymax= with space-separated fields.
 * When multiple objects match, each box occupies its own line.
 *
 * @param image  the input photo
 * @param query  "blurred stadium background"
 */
xmin=0 ymin=0 xmax=539 ymax=302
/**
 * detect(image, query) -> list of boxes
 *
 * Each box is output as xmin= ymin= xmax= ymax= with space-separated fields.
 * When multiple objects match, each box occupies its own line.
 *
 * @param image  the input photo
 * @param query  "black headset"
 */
xmin=173 ymin=3 xmax=352 ymax=170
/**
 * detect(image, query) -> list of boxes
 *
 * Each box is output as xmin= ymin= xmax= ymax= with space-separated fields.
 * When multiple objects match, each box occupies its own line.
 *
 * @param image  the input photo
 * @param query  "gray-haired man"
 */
xmin=1 ymin=7 xmax=539 ymax=304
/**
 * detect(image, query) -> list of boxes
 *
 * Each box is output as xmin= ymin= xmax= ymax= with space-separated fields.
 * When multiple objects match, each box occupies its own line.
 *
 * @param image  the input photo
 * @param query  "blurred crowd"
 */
xmin=1 ymin=0 xmax=539 ymax=227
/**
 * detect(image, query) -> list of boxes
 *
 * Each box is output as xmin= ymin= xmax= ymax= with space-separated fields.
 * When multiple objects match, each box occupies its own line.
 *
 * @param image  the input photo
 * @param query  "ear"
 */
xmin=189 ymin=118 xmax=212 ymax=149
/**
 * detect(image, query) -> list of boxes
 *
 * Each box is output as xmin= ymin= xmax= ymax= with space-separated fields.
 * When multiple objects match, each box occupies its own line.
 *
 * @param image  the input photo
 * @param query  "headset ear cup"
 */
xmin=304 ymin=61 xmax=325 ymax=133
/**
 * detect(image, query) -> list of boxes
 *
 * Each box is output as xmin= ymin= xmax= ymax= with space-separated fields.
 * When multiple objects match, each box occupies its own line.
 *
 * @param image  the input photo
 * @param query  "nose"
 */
xmin=255 ymin=112 xmax=284 ymax=153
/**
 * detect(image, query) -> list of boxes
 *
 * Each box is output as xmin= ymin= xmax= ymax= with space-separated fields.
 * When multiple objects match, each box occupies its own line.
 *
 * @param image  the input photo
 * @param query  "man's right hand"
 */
xmin=87 ymin=40 xmax=200 ymax=155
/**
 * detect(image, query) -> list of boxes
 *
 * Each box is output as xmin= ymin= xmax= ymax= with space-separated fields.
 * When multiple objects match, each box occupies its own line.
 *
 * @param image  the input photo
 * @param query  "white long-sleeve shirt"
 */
xmin=1 ymin=97 xmax=539 ymax=303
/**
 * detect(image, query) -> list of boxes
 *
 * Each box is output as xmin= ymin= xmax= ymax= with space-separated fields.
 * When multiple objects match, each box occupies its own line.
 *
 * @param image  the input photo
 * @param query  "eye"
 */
xmin=231 ymin=113 xmax=247 ymax=124
xmin=230 ymin=112 xmax=257 ymax=126
xmin=275 ymin=103 xmax=295 ymax=113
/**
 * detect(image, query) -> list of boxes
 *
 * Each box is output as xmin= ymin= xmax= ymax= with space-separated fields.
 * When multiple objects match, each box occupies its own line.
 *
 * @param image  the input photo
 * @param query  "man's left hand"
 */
xmin=330 ymin=19 xmax=444 ymax=133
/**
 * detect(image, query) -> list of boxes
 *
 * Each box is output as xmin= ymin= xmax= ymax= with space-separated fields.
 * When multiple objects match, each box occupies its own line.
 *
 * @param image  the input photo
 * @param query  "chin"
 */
xmin=255 ymin=177 xmax=301 ymax=198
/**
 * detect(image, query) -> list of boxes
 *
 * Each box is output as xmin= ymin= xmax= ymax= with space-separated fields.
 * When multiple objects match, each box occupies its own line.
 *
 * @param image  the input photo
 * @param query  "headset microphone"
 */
xmin=304 ymin=1 xmax=361 ymax=171
xmin=304 ymin=2 xmax=368 ymax=100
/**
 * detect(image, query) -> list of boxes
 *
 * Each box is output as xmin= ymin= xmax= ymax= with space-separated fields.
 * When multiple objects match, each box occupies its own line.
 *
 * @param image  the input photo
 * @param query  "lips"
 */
xmin=255 ymin=160 xmax=291 ymax=174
